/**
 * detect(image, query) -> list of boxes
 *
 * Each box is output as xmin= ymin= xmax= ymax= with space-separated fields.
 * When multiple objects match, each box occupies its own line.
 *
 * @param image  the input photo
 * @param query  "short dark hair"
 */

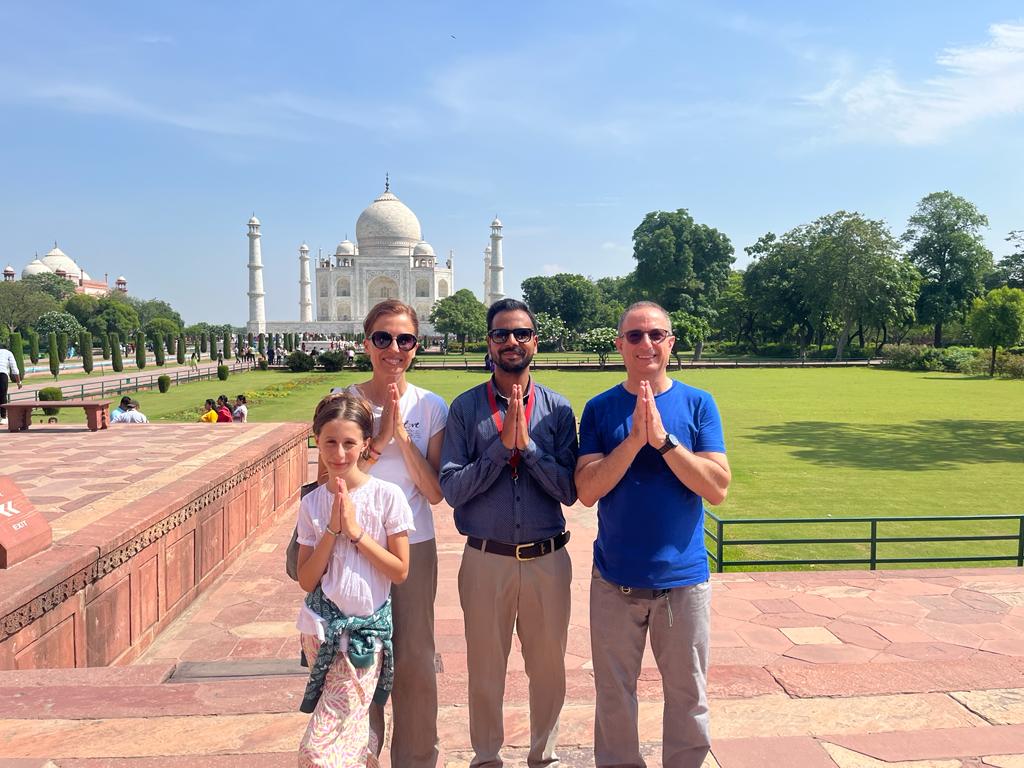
xmin=235 ymin=394 xmax=247 ymax=403
xmin=487 ymin=298 xmax=537 ymax=331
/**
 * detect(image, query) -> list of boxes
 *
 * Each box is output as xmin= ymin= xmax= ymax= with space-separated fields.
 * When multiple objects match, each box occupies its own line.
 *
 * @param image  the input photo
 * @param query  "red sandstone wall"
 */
xmin=0 ymin=430 xmax=308 ymax=669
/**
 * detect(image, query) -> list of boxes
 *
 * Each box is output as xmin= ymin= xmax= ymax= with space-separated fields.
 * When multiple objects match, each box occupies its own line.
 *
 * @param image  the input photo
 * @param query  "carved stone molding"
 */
xmin=0 ymin=431 xmax=308 ymax=641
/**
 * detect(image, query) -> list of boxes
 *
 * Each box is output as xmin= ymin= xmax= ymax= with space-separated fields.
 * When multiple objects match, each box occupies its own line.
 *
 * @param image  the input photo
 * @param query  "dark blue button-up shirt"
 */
xmin=440 ymin=378 xmax=578 ymax=544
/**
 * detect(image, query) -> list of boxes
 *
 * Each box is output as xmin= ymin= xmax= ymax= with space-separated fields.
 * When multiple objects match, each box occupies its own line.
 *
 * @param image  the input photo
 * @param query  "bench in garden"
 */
xmin=5 ymin=401 xmax=110 ymax=432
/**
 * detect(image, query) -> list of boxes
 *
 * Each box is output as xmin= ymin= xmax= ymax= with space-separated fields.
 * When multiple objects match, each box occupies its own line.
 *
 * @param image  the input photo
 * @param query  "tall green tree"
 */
xmin=10 ymin=332 xmax=25 ymax=377
xmin=130 ymin=298 xmax=183 ymax=330
xmin=969 ymin=287 xmax=1024 ymax=376
xmin=0 ymin=283 xmax=58 ymax=333
xmin=631 ymin=208 xmax=734 ymax=353
xmin=100 ymin=331 xmax=111 ymax=360
xmin=145 ymin=318 xmax=179 ymax=346
xmin=742 ymin=233 xmax=816 ymax=357
xmin=64 ymin=294 xmax=100 ymax=329
xmin=428 ymin=289 xmax=487 ymax=352
xmin=90 ymin=296 xmax=140 ymax=339
xmin=521 ymin=274 xmax=601 ymax=331
xmin=994 ymin=231 xmax=1024 ymax=289
xmin=135 ymin=332 xmax=146 ymax=370
xmin=670 ymin=310 xmax=711 ymax=363
xmin=81 ymin=331 xmax=93 ymax=374
xmin=21 ymin=272 xmax=75 ymax=302
xmin=223 ymin=331 xmax=232 ymax=360
xmin=48 ymin=332 xmax=59 ymax=379
xmin=903 ymin=191 xmax=993 ymax=347
xmin=176 ymin=335 xmax=186 ymax=364
xmin=27 ymin=329 xmax=40 ymax=364
xmin=57 ymin=332 xmax=69 ymax=362
xmin=153 ymin=331 xmax=165 ymax=366
xmin=111 ymin=333 xmax=123 ymax=372
xmin=797 ymin=211 xmax=904 ymax=360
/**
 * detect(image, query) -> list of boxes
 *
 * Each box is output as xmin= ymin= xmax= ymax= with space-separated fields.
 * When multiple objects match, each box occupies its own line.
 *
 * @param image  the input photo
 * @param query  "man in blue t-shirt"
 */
xmin=576 ymin=301 xmax=731 ymax=768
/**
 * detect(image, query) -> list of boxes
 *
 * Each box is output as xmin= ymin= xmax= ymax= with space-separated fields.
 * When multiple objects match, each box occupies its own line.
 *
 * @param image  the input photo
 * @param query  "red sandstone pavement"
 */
xmin=2 ymin=448 xmax=1024 ymax=766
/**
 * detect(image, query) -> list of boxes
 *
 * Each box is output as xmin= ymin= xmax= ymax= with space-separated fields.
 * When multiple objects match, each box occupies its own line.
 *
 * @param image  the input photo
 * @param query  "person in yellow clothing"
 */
xmin=199 ymin=398 xmax=219 ymax=423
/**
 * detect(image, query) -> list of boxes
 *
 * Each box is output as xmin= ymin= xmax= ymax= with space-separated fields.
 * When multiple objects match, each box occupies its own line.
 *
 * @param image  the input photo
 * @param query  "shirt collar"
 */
xmin=489 ymin=376 xmax=532 ymax=405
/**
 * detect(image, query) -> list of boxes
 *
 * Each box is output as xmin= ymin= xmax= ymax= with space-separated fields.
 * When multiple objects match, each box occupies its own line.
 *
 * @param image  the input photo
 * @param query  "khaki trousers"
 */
xmin=459 ymin=543 xmax=572 ymax=768
xmin=590 ymin=570 xmax=711 ymax=768
xmin=370 ymin=539 xmax=439 ymax=767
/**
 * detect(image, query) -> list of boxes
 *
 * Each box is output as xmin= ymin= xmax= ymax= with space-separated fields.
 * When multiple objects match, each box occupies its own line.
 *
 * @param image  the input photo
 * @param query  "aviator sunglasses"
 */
xmin=369 ymin=331 xmax=418 ymax=351
xmin=487 ymin=327 xmax=536 ymax=343
xmin=619 ymin=328 xmax=671 ymax=344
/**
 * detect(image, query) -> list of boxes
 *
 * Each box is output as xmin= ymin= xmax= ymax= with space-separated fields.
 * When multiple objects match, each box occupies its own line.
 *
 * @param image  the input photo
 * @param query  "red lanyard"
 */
xmin=486 ymin=380 xmax=534 ymax=478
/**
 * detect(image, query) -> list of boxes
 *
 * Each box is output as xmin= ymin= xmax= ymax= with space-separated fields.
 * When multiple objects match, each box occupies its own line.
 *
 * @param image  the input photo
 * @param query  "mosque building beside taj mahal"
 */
xmin=247 ymin=179 xmax=505 ymax=337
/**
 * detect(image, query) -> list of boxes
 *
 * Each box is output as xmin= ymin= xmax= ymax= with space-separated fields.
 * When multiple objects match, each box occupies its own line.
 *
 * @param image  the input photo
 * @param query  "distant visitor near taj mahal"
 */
xmin=246 ymin=179 xmax=505 ymax=336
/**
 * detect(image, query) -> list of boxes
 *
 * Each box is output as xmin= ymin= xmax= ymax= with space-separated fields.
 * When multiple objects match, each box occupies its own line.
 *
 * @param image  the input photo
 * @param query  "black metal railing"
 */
xmin=704 ymin=509 xmax=1024 ymax=572
xmin=11 ymin=361 xmax=248 ymax=403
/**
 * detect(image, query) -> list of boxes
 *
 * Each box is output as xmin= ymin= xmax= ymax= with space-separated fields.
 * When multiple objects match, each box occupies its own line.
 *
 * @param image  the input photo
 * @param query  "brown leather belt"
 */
xmin=466 ymin=531 xmax=570 ymax=561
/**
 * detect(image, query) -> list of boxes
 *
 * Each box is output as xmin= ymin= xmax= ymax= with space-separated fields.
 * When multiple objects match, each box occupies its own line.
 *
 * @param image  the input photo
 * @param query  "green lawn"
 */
xmin=36 ymin=366 xmax=1024 ymax=569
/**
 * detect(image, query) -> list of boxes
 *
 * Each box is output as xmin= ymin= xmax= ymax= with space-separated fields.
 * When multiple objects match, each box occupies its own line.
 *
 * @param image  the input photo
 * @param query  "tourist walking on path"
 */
xmin=440 ymin=298 xmax=578 ymax=768
xmin=295 ymin=392 xmax=412 ymax=768
xmin=0 ymin=341 xmax=24 ymax=426
xmin=335 ymin=299 xmax=448 ymax=767
xmin=575 ymin=301 xmax=731 ymax=768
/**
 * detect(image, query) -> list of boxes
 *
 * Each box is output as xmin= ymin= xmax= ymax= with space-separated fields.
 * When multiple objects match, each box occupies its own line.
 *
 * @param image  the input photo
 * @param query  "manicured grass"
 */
xmin=35 ymin=366 xmax=1024 ymax=569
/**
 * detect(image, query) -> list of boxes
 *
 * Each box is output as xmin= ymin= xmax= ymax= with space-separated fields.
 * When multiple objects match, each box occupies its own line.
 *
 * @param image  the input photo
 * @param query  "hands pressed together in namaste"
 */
xmin=628 ymin=380 xmax=670 ymax=451
xmin=498 ymin=383 xmax=531 ymax=452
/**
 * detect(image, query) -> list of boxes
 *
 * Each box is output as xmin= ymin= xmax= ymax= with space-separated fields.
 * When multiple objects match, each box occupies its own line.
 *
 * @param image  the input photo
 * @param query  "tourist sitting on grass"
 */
xmin=232 ymin=394 xmax=248 ymax=423
xmin=199 ymin=399 xmax=219 ymax=423
xmin=111 ymin=398 xmax=148 ymax=424
xmin=216 ymin=395 xmax=233 ymax=422
xmin=110 ymin=396 xmax=133 ymax=420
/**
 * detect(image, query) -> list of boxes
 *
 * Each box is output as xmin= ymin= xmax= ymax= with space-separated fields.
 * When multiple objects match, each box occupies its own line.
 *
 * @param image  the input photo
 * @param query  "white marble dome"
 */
xmin=413 ymin=241 xmax=435 ymax=256
xmin=22 ymin=258 xmax=50 ymax=278
xmin=41 ymin=246 xmax=81 ymax=278
xmin=249 ymin=215 xmax=260 ymax=226
xmin=335 ymin=240 xmax=356 ymax=256
xmin=356 ymin=188 xmax=422 ymax=247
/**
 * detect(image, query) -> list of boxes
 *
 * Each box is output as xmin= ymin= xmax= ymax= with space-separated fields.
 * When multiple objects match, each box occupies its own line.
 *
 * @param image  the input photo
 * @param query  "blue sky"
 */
xmin=2 ymin=1 xmax=1023 ymax=324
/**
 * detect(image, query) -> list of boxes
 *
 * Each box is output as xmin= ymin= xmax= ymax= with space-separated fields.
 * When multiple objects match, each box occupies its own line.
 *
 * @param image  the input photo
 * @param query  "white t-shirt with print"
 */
xmin=337 ymin=383 xmax=448 ymax=544
xmin=295 ymin=477 xmax=413 ymax=639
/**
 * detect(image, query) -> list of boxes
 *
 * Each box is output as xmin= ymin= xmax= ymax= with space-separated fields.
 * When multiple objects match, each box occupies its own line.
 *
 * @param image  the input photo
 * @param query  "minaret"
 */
xmin=482 ymin=245 xmax=491 ymax=303
xmin=247 ymin=215 xmax=266 ymax=334
xmin=487 ymin=216 xmax=505 ymax=305
xmin=299 ymin=243 xmax=312 ymax=322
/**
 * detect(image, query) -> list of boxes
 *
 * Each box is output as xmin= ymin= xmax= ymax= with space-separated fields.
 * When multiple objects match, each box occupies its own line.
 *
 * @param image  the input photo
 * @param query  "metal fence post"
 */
xmin=716 ymin=518 xmax=724 ymax=573
xmin=870 ymin=520 xmax=878 ymax=570
xmin=1018 ymin=516 xmax=1024 ymax=567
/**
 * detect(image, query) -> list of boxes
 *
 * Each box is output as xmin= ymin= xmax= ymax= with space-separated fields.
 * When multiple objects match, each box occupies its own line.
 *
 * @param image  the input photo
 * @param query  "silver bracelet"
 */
xmin=350 ymin=530 xmax=365 ymax=545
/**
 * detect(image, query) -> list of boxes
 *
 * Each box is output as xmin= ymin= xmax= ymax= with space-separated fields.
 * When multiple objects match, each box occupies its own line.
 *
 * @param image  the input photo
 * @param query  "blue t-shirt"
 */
xmin=579 ymin=380 xmax=726 ymax=589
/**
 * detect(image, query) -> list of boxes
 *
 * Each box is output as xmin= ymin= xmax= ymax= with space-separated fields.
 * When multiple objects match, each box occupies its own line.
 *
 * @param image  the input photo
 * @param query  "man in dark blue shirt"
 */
xmin=576 ymin=301 xmax=731 ymax=768
xmin=441 ymin=298 xmax=578 ymax=768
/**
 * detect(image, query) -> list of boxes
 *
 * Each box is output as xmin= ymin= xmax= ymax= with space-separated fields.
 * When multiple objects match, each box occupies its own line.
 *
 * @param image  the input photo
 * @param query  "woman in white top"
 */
xmin=337 ymin=299 xmax=447 ymax=767
xmin=232 ymin=394 xmax=248 ymax=423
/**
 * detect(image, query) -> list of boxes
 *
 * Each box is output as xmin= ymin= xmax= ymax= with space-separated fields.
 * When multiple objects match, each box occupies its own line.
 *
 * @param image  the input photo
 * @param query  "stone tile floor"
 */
xmin=1 ymin=448 xmax=1023 ymax=766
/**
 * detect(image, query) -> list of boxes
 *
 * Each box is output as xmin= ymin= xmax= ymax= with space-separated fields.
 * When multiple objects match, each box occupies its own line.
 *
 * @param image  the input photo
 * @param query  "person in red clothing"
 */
xmin=216 ymin=395 xmax=234 ymax=422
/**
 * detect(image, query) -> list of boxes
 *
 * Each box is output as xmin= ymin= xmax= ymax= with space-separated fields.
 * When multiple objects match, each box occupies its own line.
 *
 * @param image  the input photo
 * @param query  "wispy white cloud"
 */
xmin=541 ymin=263 xmax=565 ymax=276
xmin=804 ymin=22 xmax=1024 ymax=145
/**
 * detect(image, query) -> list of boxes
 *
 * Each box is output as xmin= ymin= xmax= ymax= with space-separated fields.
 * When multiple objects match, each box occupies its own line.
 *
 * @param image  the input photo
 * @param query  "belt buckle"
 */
xmin=515 ymin=542 xmax=536 ymax=561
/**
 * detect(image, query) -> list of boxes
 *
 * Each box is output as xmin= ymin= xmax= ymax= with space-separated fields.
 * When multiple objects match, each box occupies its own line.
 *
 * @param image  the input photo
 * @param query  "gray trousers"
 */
xmin=590 ymin=569 xmax=711 ymax=768
xmin=370 ymin=539 xmax=439 ymax=767
xmin=459 ymin=543 xmax=572 ymax=768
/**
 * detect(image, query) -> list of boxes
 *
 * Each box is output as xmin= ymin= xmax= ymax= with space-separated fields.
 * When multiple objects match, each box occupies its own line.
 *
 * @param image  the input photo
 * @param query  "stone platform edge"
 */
xmin=0 ymin=424 xmax=310 ymax=670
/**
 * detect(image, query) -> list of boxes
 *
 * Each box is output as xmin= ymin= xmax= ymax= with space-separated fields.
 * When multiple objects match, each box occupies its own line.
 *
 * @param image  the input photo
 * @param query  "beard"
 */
xmin=494 ymin=348 xmax=533 ymax=373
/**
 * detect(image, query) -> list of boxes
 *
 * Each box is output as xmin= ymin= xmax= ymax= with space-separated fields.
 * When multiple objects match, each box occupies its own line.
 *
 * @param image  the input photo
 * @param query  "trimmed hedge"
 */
xmin=158 ymin=374 xmax=171 ymax=393
xmin=39 ymin=386 xmax=63 ymax=416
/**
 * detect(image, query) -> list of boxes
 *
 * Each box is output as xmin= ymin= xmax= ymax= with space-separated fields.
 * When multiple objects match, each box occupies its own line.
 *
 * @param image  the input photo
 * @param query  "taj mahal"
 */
xmin=247 ymin=180 xmax=505 ymax=337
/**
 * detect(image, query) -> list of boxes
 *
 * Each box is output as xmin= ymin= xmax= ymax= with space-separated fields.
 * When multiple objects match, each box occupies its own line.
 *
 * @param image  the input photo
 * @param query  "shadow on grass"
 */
xmin=750 ymin=419 xmax=1024 ymax=470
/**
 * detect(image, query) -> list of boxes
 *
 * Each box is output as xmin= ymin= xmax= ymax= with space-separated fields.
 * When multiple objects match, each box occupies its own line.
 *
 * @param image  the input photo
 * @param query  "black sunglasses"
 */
xmin=370 ymin=331 xmax=418 ymax=351
xmin=487 ymin=327 xmax=535 ymax=343
xmin=619 ymin=328 xmax=671 ymax=344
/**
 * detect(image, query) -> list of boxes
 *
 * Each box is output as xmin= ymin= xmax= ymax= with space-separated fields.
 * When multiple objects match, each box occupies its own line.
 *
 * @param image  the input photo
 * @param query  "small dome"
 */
xmin=22 ymin=258 xmax=50 ymax=278
xmin=491 ymin=217 xmax=502 ymax=227
xmin=299 ymin=243 xmax=310 ymax=253
xmin=413 ymin=241 xmax=435 ymax=256
xmin=248 ymin=215 xmax=260 ymax=226
xmin=115 ymin=276 xmax=127 ymax=283
xmin=356 ymin=187 xmax=422 ymax=246
xmin=335 ymin=239 xmax=355 ymax=256
xmin=3 ymin=265 xmax=14 ymax=275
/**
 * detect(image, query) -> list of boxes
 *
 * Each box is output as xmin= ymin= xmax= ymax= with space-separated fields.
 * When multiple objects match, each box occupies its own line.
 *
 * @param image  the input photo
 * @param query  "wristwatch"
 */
xmin=658 ymin=433 xmax=680 ymax=455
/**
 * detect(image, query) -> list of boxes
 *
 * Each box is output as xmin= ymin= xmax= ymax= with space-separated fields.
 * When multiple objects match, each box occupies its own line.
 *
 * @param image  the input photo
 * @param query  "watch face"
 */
xmin=660 ymin=434 xmax=679 ymax=454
